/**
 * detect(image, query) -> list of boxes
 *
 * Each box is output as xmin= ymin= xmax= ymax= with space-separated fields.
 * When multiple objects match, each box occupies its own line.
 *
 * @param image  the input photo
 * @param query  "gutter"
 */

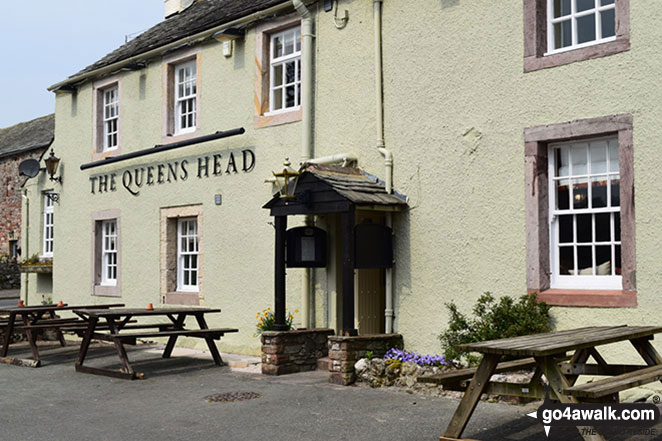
xmin=48 ymin=1 xmax=316 ymax=92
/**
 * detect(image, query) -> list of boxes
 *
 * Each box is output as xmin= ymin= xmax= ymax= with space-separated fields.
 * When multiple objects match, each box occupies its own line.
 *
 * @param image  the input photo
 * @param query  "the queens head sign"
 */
xmin=89 ymin=148 xmax=255 ymax=196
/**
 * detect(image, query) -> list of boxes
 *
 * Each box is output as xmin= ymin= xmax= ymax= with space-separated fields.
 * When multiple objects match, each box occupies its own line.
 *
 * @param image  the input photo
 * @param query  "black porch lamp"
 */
xmin=272 ymin=158 xmax=300 ymax=200
xmin=44 ymin=149 xmax=62 ymax=183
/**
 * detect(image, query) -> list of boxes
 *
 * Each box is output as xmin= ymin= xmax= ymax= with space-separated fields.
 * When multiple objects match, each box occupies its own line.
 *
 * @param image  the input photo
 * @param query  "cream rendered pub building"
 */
xmin=22 ymin=0 xmax=662 ymax=363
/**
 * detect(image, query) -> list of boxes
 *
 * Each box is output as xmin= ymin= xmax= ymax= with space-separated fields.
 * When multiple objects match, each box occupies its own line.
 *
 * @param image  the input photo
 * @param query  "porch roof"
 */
xmin=263 ymin=164 xmax=407 ymax=216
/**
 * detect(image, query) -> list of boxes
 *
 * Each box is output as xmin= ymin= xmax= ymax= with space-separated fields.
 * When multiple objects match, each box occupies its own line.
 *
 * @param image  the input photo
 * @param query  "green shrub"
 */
xmin=439 ymin=292 xmax=552 ymax=366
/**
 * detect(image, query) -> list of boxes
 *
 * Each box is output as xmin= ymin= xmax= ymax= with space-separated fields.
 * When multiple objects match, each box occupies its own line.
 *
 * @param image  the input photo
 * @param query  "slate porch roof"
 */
xmin=306 ymin=165 xmax=408 ymax=206
xmin=0 ymin=115 xmax=54 ymax=160
xmin=70 ymin=0 xmax=290 ymax=79
xmin=264 ymin=164 xmax=408 ymax=210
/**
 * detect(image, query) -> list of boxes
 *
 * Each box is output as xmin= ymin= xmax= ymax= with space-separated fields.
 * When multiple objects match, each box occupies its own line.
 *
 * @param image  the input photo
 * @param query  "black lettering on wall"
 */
xmin=167 ymin=162 xmax=178 ymax=183
xmin=226 ymin=152 xmax=237 ymax=174
xmin=213 ymin=154 xmax=223 ymax=176
xmin=181 ymin=160 xmax=189 ymax=181
xmin=147 ymin=166 xmax=155 ymax=185
xmin=157 ymin=164 xmax=165 ymax=184
xmin=242 ymin=149 xmax=256 ymax=172
xmin=198 ymin=156 xmax=209 ymax=178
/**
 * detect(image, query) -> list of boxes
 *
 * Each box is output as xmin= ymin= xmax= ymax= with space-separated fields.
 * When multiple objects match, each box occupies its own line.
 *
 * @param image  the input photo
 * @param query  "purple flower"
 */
xmin=384 ymin=348 xmax=447 ymax=367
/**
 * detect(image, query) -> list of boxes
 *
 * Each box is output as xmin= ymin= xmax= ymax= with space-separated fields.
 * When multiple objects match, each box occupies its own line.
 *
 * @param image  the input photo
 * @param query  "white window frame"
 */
xmin=42 ymin=193 xmax=54 ymax=258
xmin=101 ymin=220 xmax=118 ymax=286
xmin=546 ymin=0 xmax=616 ymax=55
xmin=548 ymin=136 xmax=622 ymax=290
xmin=177 ymin=218 xmax=199 ymax=292
xmin=267 ymin=27 xmax=301 ymax=115
xmin=174 ymin=60 xmax=197 ymax=134
xmin=102 ymin=86 xmax=119 ymax=151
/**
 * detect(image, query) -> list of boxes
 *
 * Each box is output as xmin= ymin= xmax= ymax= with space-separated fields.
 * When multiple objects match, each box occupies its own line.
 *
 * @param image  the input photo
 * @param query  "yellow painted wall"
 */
xmin=22 ymin=0 xmax=662 ymax=368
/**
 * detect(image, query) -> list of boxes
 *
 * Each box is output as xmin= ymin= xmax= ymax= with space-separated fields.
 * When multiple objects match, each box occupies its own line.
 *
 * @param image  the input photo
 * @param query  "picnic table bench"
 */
xmin=421 ymin=325 xmax=662 ymax=441
xmin=73 ymin=307 xmax=238 ymax=380
xmin=0 ymin=303 xmax=124 ymax=367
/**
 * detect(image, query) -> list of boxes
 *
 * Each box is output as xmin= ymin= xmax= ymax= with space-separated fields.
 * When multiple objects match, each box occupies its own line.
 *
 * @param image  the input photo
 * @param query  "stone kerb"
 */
xmin=261 ymin=328 xmax=334 ymax=375
xmin=328 ymin=334 xmax=404 ymax=386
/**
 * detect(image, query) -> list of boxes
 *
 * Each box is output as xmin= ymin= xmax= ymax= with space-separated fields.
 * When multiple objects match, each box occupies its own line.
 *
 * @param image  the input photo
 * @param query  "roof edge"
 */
xmin=48 ymin=0 xmax=312 ymax=92
xmin=0 ymin=140 xmax=53 ymax=160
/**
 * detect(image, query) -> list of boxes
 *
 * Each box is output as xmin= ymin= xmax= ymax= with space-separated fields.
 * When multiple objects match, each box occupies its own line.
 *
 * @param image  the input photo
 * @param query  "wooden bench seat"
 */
xmin=108 ymin=328 xmax=239 ymax=341
xmin=418 ymin=356 xmax=569 ymax=385
xmin=564 ymin=365 xmax=662 ymax=398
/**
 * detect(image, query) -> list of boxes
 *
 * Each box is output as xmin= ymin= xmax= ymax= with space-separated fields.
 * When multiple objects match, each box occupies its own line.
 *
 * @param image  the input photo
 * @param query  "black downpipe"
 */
xmin=80 ymin=127 xmax=245 ymax=170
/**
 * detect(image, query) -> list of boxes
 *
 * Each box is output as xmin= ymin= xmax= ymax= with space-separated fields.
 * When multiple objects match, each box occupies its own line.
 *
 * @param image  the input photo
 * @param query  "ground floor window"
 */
xmin=9 ymin=240 xmax=19 ymax=259
xmin=160 ymin=205 xmax=203 ymax=305
xmin=549 ymin=137 xmax=621 ymax=290
xmin=177 ymin=217 xmax=199 ymax=292
xmin=524 ymin=114 xmax=635 ymax=307
xmin=92 ymin=210 xmax=121 ymax=297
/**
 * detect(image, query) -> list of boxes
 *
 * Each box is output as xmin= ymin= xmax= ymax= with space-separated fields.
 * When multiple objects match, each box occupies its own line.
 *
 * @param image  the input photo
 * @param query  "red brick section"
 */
xmin=328 ymin=334 xmax=404 ymax=386
xmin=261 ymin=329 xmax=334 ymax=375
xmin=0 ymin=149 xmax=46 ymax=257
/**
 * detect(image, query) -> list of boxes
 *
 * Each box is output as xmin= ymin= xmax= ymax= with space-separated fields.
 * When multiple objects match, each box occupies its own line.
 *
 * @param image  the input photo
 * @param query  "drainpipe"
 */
xmin=293 ymin=0 xmax=315 ymax=329
xmin=374 ymin=0 xmax=394 ymax=333
xmin=21 ymin=190 xmax=29 ymax=305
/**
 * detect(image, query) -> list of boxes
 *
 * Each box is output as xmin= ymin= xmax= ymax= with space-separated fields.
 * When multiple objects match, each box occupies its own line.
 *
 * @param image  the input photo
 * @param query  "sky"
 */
xmin=0 ymin=0 xmax=164 ymax=128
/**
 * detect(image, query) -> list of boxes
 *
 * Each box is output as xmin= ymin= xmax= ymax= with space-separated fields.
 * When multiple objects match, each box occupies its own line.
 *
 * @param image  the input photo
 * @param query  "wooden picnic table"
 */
xmin=0 ymin=303 xmax=124 ymax=367
xmin=423 ymin=325 xmax=662 ymax=441
xmin=73 ymin=307 xmax=238 ymax=380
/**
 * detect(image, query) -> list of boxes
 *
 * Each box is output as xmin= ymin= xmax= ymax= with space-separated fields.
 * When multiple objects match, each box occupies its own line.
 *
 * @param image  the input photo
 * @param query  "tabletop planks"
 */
xmin=458 ymin=326 xmax=662 ymax=357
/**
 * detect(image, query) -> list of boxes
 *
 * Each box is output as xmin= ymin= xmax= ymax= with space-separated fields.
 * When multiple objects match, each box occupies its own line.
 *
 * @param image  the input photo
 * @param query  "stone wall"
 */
xmin=261 ymin=328 xmax=334 ymax=375
xmin=0 ymin=149 xmax=46 ymax=257
xmin=0 ymin=256 xmax=20 ymax=289
xmin=328 ymin=334 xmax=404 ymax=386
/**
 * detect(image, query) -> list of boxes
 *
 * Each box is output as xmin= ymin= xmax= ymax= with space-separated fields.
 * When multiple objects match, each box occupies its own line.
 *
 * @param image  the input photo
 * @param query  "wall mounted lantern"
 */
xmin=44 ymin=148 xmax=62 ymax=183
xmin=272 ymin=158 xmax=300 ymax=200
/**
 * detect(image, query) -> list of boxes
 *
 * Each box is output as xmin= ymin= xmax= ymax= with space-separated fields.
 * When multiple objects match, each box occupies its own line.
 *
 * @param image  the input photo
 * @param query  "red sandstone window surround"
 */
xmin=523 ymin=0 xmax=630 ymax=72
xmin=524 ymin=114 xmax=635 ymax=307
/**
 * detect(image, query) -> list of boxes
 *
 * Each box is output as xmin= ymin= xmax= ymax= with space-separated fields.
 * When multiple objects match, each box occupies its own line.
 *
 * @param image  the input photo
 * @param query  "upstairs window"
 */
xmin=548 ymin=0 xmax=616 ymax=54
xmin=269 ymin=27 xmax=301 ymax=114
xmin=523 ymin=0 xmax=629 ymax=72
xmin=102 ymin=86 xmax=119 ymax=151
xmin=43 ymin=193 xmax=54 ymax=257
xmin=175 ymin=60 xmax=197 ymax=134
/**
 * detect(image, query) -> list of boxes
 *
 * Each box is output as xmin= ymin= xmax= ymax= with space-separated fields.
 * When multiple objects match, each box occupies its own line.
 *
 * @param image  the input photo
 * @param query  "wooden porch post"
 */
xmin=341 ymin=207 xmax=357 ymax=336
xmin=273 ymin=215 xmax=288 ymax=331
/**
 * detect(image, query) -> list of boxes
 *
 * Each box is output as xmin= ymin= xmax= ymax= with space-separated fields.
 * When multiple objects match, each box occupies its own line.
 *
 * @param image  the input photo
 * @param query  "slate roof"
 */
xmin=306 ymin=165 xmax=408 ymax=206
xmin=71 ymin=0 xmax=289 ymax=79
xmin=0 ymin=115 xmax=54 ymax=159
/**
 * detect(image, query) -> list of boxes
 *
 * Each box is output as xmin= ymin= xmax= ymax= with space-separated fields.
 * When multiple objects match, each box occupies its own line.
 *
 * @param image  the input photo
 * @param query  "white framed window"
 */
xmin=174 ymin=60 xmax=197 ymax=134
xmin=101 ymin=220 xmax=118 ymax=286
xmin=177 ymin=218 xmax=199 ymax=292
xmin=268 ymin=27 xmax=301 ymax=114
xmin=102 ymin=86 xmax=119 ymax=151
xmin=547 ymin=0 xmax=616 ymax=54
xmin=548 ymin=136 xmax=621 ymax=290
xmin=42 ymin=193 xmax=54 ymax=257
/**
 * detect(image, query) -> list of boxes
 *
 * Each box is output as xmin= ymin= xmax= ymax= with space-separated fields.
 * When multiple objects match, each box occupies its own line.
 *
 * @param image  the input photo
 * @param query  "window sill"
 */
xmin=524 ymin=37 xmax=630 ymax=73
xmin=93 ymin=284 xmax=121 ymax=297
xmin=255 ymin=108 xmax=301 ymax=129
xmin=92 ymin=147 xmax=122 ymax=162
xmin=165 ymin=291 xmax=200 ymax=306
xmin=535 ymin=289 xmax=637 ymax=308
xmin=161 ymin=129 xmax=200 ymax=145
